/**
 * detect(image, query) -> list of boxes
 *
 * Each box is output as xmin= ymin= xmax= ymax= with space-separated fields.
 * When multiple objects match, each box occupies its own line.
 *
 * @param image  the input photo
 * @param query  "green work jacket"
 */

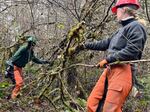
xmin=10 ymin=43 xmax=47 ymax=67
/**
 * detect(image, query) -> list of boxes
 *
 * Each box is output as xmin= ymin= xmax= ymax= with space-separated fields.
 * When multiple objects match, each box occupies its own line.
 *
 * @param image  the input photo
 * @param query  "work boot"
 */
xmin=11 ymin=92 xmax=22 ymax=99
xmin=11 ymin=93 xmax=18 ymax=99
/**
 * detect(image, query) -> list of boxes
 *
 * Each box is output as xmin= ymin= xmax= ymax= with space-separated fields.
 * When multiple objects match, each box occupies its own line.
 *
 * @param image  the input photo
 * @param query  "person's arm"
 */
xmin=84 ymin=37 xmax=112 ymax=51
xmin=106 ymin=25 xmax=147 ymax=63
xmin=32 ymin=53 xmax=53 ymax=65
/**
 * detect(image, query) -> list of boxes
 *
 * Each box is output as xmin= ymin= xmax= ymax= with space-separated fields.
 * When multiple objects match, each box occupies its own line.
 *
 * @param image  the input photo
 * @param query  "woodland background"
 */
xmin=0 ymin=0 xmax=150 ymax=112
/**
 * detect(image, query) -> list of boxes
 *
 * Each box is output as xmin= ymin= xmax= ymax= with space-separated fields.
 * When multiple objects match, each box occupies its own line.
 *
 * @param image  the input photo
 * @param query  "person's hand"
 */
xmin=68 ymin=43 xmax=85 ymax=55
xmin=96 ymin=59 xmax=108 ymax=68
xmin=48 ymin=61 xmax=54 ymax=66
xmin=75 ymin=43 xmax=85 ymax=51
xmin=44 ymin=61 xmax=54 ymax=66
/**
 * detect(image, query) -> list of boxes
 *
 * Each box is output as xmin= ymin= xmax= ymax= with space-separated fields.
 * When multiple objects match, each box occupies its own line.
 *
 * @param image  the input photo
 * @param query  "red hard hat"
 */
xmin=111 ymin=0 xmax=140 ymax=14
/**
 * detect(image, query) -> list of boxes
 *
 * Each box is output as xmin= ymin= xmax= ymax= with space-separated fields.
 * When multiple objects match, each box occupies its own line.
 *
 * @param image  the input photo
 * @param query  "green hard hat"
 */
xmin=27 ymin=36 xmax=37 ymax=44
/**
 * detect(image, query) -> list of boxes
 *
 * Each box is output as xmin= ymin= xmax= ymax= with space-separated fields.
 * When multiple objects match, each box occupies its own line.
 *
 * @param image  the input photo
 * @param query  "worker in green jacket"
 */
xmin=6 ymin=36 xmax=52 ymax=99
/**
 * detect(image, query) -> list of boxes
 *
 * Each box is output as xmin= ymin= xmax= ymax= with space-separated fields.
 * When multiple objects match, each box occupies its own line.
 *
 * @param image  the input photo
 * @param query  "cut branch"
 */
xmin=62 ymin=59 xmax=150 ymax=70
xmin=109 ymin=59 xmax=150 ymax=65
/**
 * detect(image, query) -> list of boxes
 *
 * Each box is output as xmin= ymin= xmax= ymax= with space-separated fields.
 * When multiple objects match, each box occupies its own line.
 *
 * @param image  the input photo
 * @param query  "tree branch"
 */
xmin=21 ymin=22 xmax=56 ymax=35
xmin=145 ymin=0 xmax=150 ymax=23
xmin=0 ymin=5 xmax=14 ymax=13
xmin=109 ymin=59 xmax=150 ymax=65
xmin=26 ymin=0 xmax=36 ymax=35
xmin=95 ymin=0 xmax=116 ymax=30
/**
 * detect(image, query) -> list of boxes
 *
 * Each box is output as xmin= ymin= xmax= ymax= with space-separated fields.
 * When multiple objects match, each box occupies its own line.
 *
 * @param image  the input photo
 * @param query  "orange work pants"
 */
xmin=87 ymin=64 xmax=132 ymax=112
xmin=11 ymin=65 xmax=23 ymax=99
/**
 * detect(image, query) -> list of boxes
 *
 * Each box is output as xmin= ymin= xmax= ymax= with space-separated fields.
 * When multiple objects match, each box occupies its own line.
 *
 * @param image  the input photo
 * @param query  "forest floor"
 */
xmin=0 ymin=74 xmax=150 ymax=112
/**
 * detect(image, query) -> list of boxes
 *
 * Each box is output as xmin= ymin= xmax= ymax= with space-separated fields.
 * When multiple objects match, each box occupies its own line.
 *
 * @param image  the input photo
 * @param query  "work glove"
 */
xmin=43 ymin=60 xmax=54 ymax=66
xmin=75 ymin=43 xmax=85 ymax=52
xmin=97 ymin=59 xmax=108 ymax=68
xmin=68 ymin=44 xmax=85 ymax=55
